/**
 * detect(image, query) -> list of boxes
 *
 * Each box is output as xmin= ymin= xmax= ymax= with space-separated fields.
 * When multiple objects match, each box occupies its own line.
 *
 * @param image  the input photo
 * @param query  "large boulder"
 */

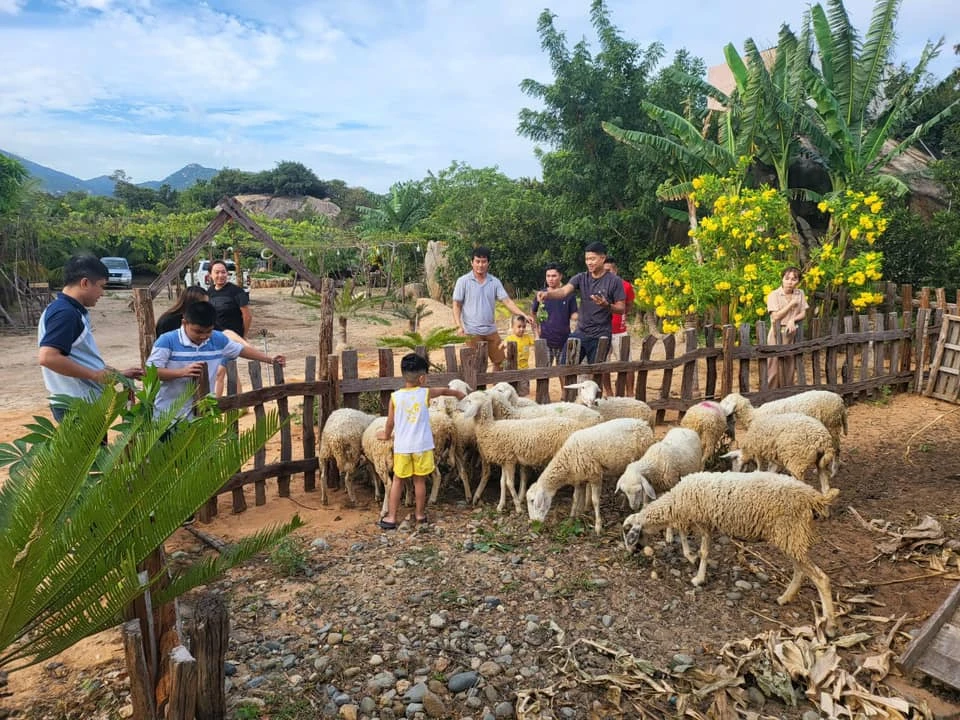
xmin=231 ymin=194 xmax=341 ymax=220
xmin=424 ymin=241 xmax=449 ymax=302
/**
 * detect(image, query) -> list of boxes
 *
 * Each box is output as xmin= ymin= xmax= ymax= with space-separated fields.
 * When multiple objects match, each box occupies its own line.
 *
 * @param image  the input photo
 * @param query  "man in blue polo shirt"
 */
xmin=38 ymin=253 xmax=143 ymax=421
xmin=148 ymin=300 xmax=284 ymax=419
xmin=452 ymin=246 xmax=533 ymax=370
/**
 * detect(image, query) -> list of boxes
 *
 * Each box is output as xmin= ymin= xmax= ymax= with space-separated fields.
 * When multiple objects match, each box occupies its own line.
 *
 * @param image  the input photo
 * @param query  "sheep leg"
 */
xmin=455 ymin=446 xmax=473 ymax=502
xmin=679 ymin=531 xmax=697 ymax=564
xmin=591 ymin=482 xmax=603 ymax=536
xmin=498 ymin=464 xmax=516 ymax=513
xmin=691 ymin=532 xmax=711 ymax=586
xmin=514 ymin=466 xmax=529 ymax=513
xmin=343 ymin=462 xmax=358 ymax=506
xmin=804 ymin=559 xmax=837 ymax=637
xmin=570 ymin=485 xmax=583 ymax=518
xmin=319 ymin=458 xmax=329 ymax=506
xmin=472 ymin=461 xmax=492 ymax=505
xmin=428 ymin=465 xmax=442 ymax=505
xmin=380 ymin=473 xmax=392 ymax=518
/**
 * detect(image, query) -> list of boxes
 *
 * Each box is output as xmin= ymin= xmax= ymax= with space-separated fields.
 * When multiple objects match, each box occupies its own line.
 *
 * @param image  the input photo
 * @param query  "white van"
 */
xmin=184 ymin=260 xmax=250 ymax=291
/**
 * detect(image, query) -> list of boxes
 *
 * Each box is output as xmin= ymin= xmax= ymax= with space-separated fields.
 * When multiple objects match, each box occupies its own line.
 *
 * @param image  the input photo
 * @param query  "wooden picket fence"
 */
xmin=196 ymin=297 xmax=950 ymax=518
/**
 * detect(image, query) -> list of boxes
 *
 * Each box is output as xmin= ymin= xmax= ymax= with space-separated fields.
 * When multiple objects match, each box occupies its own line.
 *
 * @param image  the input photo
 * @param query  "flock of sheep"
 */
xmin=317 ymin=378 xmax=849 ymax=634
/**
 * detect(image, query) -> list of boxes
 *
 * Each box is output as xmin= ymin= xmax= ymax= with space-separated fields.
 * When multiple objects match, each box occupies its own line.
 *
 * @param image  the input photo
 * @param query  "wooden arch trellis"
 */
xmin=146 ymin=195 xmax=325 ymax=299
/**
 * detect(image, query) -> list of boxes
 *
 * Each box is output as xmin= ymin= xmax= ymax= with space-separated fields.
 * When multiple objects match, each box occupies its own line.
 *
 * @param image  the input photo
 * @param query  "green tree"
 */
xmin=802 ymin=0 xmax=958 ymax=194
xmin=357 ymin=181 xmax=431 ymax=235
xmin=0 ymin=377 xmax=301 ymax=672
xmin=518 ymin=0 xmax=704 ymax=269
xmin=0 ymin=154 xmax=29 ymax=216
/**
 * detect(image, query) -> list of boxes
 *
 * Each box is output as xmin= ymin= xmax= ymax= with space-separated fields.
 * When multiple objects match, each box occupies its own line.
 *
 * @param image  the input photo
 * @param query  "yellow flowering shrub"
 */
xmin=635 ymin=171 xmax=796 ymax=330
xmin=809 ymin=190 xmax=889 ymax=311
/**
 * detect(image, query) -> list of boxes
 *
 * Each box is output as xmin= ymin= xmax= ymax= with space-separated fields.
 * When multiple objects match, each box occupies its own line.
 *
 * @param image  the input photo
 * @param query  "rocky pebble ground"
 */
xmin=0 ymin=505 xmax=918 ymax=719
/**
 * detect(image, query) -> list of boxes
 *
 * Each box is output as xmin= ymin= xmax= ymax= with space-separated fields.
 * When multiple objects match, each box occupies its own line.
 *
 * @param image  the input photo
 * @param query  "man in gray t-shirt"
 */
xmin=452 ymin=247 xmax=534 ymax=369
xmin=535 ymin=241 xmax=625 ymax=363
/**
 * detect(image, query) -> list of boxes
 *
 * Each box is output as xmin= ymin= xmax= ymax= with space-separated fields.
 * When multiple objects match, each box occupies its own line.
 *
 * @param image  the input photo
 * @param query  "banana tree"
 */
xmin=803 ymin=0 xmax=959 ymax=195
xmin=0 ymin=374 xmax=302 ymax=672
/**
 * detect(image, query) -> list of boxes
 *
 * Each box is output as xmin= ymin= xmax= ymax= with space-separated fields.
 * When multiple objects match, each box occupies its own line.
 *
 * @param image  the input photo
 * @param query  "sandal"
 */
xmin=415 ymin=516 xmax=430 ymax=525
xmin=377 ymin=519 xmax=398 ymax=531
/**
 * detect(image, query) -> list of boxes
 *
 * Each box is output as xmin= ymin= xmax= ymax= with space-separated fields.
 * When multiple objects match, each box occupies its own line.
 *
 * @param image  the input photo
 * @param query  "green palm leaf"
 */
xmin=0 ymin=380 xmax=297 ymax=672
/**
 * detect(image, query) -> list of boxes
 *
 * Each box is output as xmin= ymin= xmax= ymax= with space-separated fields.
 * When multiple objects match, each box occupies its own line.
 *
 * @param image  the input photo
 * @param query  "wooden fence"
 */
xmin=199 ymin=302 xmax=948 ymax=517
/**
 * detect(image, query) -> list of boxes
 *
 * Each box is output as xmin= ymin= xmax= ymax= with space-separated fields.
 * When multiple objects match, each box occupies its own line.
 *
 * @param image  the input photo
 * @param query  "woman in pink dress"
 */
xmin=766 ymin=267 xmax=808 ymax=389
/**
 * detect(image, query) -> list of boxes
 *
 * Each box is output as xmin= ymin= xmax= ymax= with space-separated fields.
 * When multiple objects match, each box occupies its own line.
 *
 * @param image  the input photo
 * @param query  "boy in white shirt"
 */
xmin=376 ymin=353 xmax=464 ymax=530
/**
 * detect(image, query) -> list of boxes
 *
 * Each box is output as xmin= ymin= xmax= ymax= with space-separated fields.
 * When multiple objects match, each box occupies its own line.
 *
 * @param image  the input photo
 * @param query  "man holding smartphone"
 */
xmin=535 ymin=241 xmax=625 ymax=364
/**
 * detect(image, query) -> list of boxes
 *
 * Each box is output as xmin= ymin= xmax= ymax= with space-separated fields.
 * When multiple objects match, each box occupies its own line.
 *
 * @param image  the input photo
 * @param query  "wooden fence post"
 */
xmin=192 ymin=593 xmax=228 ymax=720
xmin=194 ymin=364 xmax=218 ymax=522
xmin=460 ymin=347 xmax=478 ymax=391
xmin=562 ymin=337 xmax=581 ymax=402
xmin=274 ymin=361 xmax=291 ymax=497
xmin=720 ymin=326 xmax=734 ymax=399
xmin=248 ymin=363 xmax=267 ymax=505
xmin=302 ymin=356 xmax=317 ymax=492
xmin=122 ymin=619 xmax=158 ymax=720
xmin=655 ymin=334 xmax=676 ymax=426
xmin=379 ymin=348 xmax=395 ymax=415
xmin=533 ymin=340 xmax=551 ymax=404
xmin=166 ymin=646 xmax=198 ymax=720
xmin=132 ymin=288 xmax=157 ymax=366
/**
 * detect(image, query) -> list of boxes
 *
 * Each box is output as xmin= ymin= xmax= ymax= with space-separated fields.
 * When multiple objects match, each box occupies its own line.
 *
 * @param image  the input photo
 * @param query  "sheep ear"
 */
xmin=640 ymin=476 xmax=657 ymax=501
xmin=564 ymin=382 xmax=584 ymax=390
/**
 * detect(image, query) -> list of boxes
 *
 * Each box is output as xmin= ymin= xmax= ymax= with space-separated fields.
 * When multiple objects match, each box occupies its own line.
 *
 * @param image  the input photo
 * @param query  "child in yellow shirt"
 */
xmin=501 ymin=315 xmax=534 ymax=395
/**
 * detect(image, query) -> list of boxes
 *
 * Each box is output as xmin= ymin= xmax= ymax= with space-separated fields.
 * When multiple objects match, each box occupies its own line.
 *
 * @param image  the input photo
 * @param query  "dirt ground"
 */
xmin=2 ymin=287 xmax=960 ymax=718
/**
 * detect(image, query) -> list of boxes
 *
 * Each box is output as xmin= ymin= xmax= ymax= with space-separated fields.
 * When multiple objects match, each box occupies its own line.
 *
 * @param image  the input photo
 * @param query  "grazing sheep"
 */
xmin=462 ymin=392 xmax=588 ymax=513
xmin=565 ymin=380 xmax=655 ymax=427
xmin=487 ymin=390 xmax=603 ymax=424
xmin=490 ymin=381 xmax=538 ymax=408
xmin=318 ymin=408 xmax=379 ymax=505
xmin=616 ymin=427 xmax=703 ymax=510
xmin=722 ymin=412 xmax=837 ymax=496
xmin=526 ymin=418 xmax=655 ymax=534
xmin=622 ymin=471 xmax=839 ymax=634
xmin=721 ymin=390 xmax=847 ymax=451
xmin=679 ymin=401 xmax=735 ymax=463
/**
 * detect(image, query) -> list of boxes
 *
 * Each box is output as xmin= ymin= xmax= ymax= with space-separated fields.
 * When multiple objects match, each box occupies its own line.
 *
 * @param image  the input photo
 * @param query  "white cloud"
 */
xmin=0 ymin=0 xmax=956 ymax=192
xmin=0 ymin=0 xmax=26 ymax=15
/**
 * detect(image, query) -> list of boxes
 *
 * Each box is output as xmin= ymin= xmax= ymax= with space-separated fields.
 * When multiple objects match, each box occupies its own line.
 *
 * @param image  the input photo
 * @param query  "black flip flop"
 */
xmin=377 ymin=519 xmax=397 ymax=531
xmin=416 ymin=516 xmax=430 ymax=525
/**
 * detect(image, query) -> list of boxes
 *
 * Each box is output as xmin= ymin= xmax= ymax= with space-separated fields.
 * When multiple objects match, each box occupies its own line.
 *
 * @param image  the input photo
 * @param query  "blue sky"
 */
xmin=0 ymin=0 xmax=957 ymax=192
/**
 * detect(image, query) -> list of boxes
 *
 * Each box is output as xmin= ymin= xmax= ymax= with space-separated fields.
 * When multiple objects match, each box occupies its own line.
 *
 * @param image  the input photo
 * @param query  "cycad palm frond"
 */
xmin=0 ymin=378 xmax=299 ymax=672
xmin=378 ymin=327 xmax=467 ymax=351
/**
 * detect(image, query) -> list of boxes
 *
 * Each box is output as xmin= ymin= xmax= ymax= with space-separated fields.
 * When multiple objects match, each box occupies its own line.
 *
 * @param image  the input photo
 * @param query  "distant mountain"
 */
xmin=139 ymin=163 xmax=218 ymax=191
xmin=0 ymin=150 xmax=218 ymax=196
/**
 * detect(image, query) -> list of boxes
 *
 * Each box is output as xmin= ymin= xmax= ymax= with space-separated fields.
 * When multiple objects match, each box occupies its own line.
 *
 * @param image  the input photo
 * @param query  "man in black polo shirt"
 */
xmin=535 ymin=241 xmax=625 ymax=363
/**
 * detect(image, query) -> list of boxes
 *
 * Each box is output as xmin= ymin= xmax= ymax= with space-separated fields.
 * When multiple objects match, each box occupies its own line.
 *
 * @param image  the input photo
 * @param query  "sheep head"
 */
xmin=525 ymin=482 xmax=551 ymax=522
xmin=616 ymin=470 xmax=656 ymax=511
xmin=564 ymin=379 xmax=601 ymax=407
xmin=622 ymin=513 xmax=645 ymax=553
xmin=720 ymin=449 xmax=743 ymax=471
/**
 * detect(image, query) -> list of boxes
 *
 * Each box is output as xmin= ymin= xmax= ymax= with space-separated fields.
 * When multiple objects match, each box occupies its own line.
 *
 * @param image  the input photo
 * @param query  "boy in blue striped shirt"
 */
xmin=147 ymin=301 xmax=284 ymax=418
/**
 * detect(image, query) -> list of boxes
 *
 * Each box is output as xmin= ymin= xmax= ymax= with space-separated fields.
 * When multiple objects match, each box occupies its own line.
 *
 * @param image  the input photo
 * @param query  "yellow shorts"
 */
xmin=393 ymin=450 xmax=435 ymax=479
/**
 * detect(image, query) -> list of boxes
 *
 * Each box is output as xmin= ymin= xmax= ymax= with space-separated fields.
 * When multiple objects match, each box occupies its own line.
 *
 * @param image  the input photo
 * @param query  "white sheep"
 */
xmin=490 ymin=381 xmax=538 ymax=408
xmin=615 ymin=427 xmax=703 ymax=511
xmin=721 ymin=390 xmax=847 ymax=451
xmin=721 ymin=412 xmax=837 ymax=496
xmin=679 ymin=400 xmax=734 ymax=463
xmin=565 ymin=380 xmax=655 ymax=427
xmin=318 ymin=408 xmax=379 ymax=505
xmin=430 ymin=379 xmax=474 ymax=414
xmin=486 ymin=390 xmax=603 ymax=425
xmin=526 ymin=418 xmax=655 ymax=534
xmin=462 ymin=392 xmax=589 ymax=513
xmin=622 ymin=471 xmax=839 ymax=634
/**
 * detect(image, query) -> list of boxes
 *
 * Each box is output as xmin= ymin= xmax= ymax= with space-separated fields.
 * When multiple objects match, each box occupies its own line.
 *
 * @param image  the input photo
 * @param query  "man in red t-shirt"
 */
xmin=603 ymin=258 xmax=635 ymax=396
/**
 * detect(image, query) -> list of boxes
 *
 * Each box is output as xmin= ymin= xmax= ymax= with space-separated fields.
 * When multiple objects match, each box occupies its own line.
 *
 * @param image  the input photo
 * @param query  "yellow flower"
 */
xmin=687 ymin=304 xmax=696 ymax=313
xmin=655 ymin=305 xmax=667 ymax=317
xmin=756 ymin=307 xmax=766 ymax=316
xmin=714 ymin=281 xmax=731 ymax=291
xmin=866 ymin=232 xmax=876 ymax=244
xmin=870 ymin=201 xmax=883 ymax=213
xmin=733 ymin=312 xmax=743 ymax=324
xmin=653 ymin=294 xmax=665 ymax=306
xmin=817 ymin=201 xmax=829 ymax=213
xmin=849 ymin=227 xmax=860 ymax=240
xmin=859 ymin=215 xmax=874 ymax=230
xmin=833 ymin=275 xmax=845 ymax=286
xmin=692 ymin=177 xmax=704 ymax=190
xmin=850 ymin=271 xmax=866 ymax=286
